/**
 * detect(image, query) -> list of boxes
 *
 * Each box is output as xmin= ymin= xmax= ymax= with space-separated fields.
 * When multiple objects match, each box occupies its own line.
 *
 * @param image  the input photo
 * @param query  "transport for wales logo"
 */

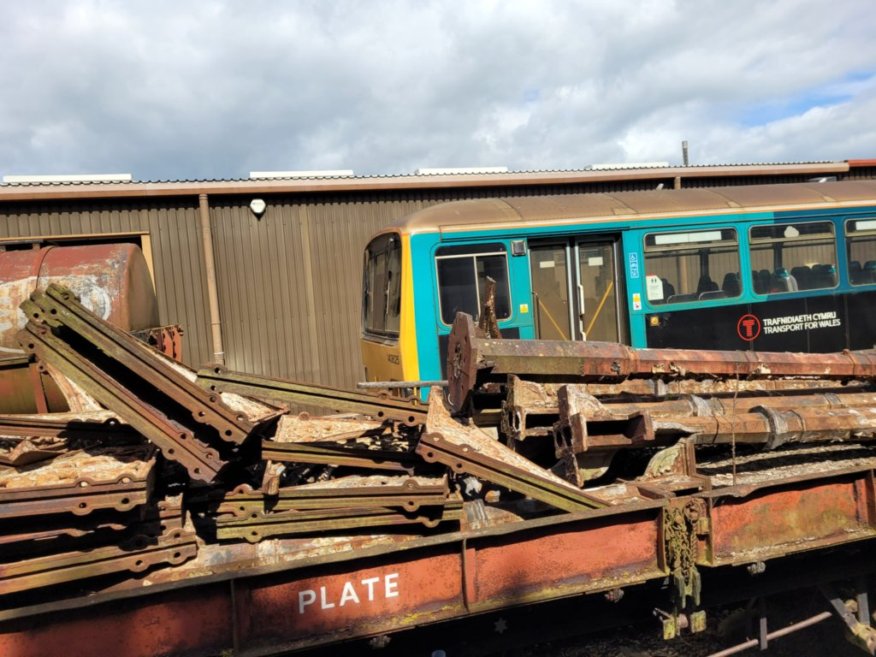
xmin=736 ymin=313 xmax=761 ymax=341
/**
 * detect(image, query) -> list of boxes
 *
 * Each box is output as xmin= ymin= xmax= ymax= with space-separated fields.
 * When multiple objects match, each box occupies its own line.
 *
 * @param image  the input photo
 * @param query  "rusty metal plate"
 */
xmin=273 ymin=414 xmax=391 ymax=443
xmin=696 ymin=465 xmax=876 ymax=567
xmin=263 ymin=414 xmax=419 ymax=471
xmin=0 ymin=437 xmax=67 ymax=467
xmin=262 ymin=441 xmax=418 ymax=471
xmin=420 ymin=390 xmax=606 ymax=512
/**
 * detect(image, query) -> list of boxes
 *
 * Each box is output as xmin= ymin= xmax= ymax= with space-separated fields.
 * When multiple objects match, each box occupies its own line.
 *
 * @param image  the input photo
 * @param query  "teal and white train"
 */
xmin=361 ymin=181 xmax=876 ymax=395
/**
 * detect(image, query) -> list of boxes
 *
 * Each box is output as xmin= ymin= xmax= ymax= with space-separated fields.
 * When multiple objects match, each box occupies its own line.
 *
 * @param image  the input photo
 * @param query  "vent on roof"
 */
xmin=2 ymin=173 xmax=133 ymax=183
xmin=248 ymin=170 xmax=354 ymax=179
xmin=415 ymin=167 xmax=509 ymax=175
xmin=589 ymin=162 xmax=670 ymax=170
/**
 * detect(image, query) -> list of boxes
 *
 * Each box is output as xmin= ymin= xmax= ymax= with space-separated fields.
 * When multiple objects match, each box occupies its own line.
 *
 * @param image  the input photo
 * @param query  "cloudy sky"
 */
xmin=1 ymin=0 xmax=874 ymax=180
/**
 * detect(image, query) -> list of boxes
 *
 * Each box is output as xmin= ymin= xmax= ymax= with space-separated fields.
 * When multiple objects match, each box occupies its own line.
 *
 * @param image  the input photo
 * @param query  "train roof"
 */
xmin=391 ymin=181 xmax=876 ymax=233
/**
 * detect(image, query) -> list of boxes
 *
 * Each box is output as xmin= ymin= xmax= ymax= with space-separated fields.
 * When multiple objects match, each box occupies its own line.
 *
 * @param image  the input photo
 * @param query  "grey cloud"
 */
xmin=1 ymin=0 xmax=874 ymax=179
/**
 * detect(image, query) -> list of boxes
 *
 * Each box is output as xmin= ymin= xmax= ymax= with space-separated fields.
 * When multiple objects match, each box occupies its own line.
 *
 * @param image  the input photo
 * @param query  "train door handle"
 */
xmin=577 ymin=283 xmax=586 ymax=340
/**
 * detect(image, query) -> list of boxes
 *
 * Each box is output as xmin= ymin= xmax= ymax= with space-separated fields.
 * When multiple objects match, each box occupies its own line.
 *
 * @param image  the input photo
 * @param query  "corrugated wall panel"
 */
xmin=209 ymin=194 xmax=432 ymax=388
xmin=147 ymin=203 xmax=212 ymax=367
xmin=211 ymin=200 xmax=317 ymax=380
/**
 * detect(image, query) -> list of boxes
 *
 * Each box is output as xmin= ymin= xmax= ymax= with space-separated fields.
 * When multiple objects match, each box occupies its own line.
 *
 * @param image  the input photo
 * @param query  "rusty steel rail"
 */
xmin=23 ymin=285 xmax=255 ymax=443
xmin=0 ymin=523 xmax=197 ymax=596
xmin=0 ymin=411 xmax=138 ymax=440
xmin=447 ymin=313 xmax=876 ymax=411
xmin=0 ymin=496 xmax=184 ymax=555
xmin=215 ymin=502 xmax=463 ymax=543
xmin=0 ymin=517 xmax=128 ymax=553
xmin=196 ymin=366 xmax=428 ymax=426
xmin=220 ymin=476 xmax=451 ymax=518
xmin=499 ymin=381 xmax=876 ymax=457
xmin=562 ymin=377 xmax=861 ymax=399
xmin=0 ymin=496 xmax=193 ymax=596
xmin=505 ymin=377 xmax=876 ymax=425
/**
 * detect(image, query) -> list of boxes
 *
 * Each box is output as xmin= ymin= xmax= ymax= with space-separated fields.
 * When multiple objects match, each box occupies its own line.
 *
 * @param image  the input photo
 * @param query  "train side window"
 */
xmin=362 ymin=233 xmax=402 ymax=337
xmin=436 ymin=244 xmax=511 ymax=324
xmin=846 ymin=218 xmax=876 ymax=285
xmin=749 ymin=222 xmax=837 ymax=294
xmin=643 ymin=229 xmax=740 ymax=305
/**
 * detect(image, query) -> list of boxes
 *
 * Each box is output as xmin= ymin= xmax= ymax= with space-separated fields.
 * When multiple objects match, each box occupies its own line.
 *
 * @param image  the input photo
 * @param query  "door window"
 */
xmin=530 ymin=245 xmax=571 ymax=340
xmin=577 ymin=242 xmax=619 ymax=342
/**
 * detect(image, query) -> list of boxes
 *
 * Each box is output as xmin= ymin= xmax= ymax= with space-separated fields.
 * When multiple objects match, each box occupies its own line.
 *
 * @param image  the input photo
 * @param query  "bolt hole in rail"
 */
xmin=360 ymin=181 xmax=876 ymax=398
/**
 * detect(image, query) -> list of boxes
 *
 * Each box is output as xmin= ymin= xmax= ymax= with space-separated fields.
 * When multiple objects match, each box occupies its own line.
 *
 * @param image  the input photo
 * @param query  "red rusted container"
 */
xmin=0 ymin=243 xmax=159 ymax=413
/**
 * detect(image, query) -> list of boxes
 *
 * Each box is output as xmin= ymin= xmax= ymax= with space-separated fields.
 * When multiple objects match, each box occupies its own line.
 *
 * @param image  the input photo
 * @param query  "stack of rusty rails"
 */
xmin=262 ymin=414 xmax=421 ymax=473
xmin=0 ymin=431 xmax=198 ymax=598
xmin=196 ymin=365 xmax=428 ymax=426
xmin=0 ymin=443 xmax=156 ymax=519
xmin=211 ymin=412 xmax=462 ymax=542
xmin=502 ymin=376 xmax=876 ymax=442
xmin=0 ymin=498 xmax=171 ymax=552
xmin=214 ymin=475 xmax=462 ymax=543
xmin=0 ymin=498 xmax=197 ymax=598
xmin=17 ymin=284 xmax=266 ymax=483
xmin=445 ymin=312 xmax=876 ymax=486
xmin=514 ymin=378 xmax=876 ymax=452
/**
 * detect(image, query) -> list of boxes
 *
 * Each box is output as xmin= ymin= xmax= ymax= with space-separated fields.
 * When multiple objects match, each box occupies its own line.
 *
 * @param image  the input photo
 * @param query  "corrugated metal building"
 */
xmin=1 ymin=160 xmax=874 ymax=390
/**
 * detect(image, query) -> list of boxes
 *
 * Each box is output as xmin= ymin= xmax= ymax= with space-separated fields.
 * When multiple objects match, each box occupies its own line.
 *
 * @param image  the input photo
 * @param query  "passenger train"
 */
xmin=360 ymin=181 xmax=876 ymax=395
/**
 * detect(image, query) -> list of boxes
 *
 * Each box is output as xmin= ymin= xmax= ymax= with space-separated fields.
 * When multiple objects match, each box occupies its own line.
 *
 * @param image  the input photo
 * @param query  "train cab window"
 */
xmin=846 ymin=218 xmax=876 ymax=285
xmin=643 ymin=229 xmax=740 ymax=305
xmin=749 ymin=222 xmax=837 ymax=294
xmin=362 ymin=233 xmax=402 ymax=336
xmin=436 ymin=243 xmax=511 ymax=324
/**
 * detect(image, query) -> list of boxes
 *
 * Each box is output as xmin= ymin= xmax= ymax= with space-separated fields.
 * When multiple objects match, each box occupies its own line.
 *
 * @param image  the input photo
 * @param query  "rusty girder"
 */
xmin=447 ymin=312 xmax=876 ymax=412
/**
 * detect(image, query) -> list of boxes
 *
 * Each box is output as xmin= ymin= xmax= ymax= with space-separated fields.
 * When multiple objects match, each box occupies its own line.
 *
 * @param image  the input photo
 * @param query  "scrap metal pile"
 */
xmin=446 ymin=313 xmax=876 ymax=486
xmin=3 ymin=285 xmax=876 ymax=609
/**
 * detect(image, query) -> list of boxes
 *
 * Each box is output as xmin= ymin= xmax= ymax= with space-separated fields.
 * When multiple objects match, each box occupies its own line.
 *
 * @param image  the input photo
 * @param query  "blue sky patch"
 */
xmin=740 ymin=70 xmax=874 ymax=127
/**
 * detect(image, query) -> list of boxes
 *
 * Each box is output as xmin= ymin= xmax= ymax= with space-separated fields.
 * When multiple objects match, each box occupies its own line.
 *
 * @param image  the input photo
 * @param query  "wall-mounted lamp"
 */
xmin=249 ymin=198 xmax=267 ymax=218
